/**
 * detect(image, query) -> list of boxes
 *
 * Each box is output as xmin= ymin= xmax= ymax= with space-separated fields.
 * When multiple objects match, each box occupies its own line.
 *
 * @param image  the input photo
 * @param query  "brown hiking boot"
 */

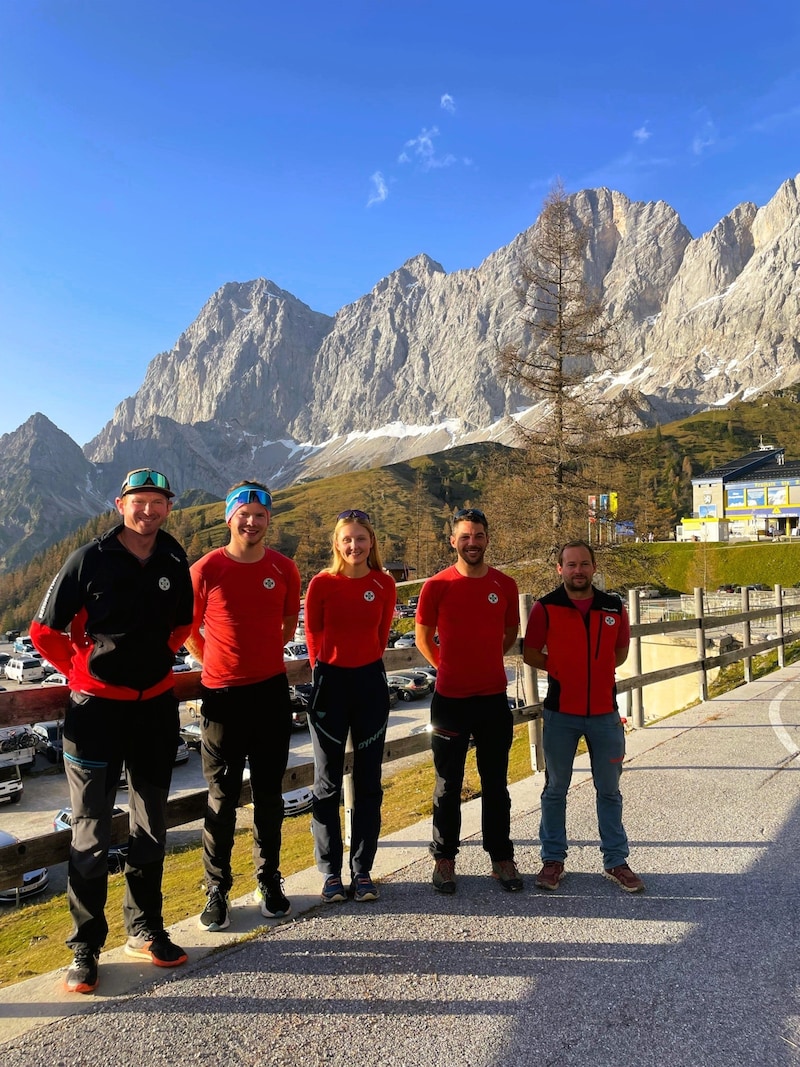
xmin=603 ymin=864 xmax=645 ymax=893
xmin=535 ymin=860 xmax=565 ymax=891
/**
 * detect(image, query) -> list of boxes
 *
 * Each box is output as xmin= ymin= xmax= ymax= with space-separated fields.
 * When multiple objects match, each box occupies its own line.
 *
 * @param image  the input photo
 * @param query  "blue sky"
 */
xmin=1 ymin=0 xmax=799 ymax=446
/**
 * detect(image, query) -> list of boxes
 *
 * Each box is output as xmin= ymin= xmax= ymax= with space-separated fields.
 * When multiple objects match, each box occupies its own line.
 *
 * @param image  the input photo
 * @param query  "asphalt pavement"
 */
xmin=2 ymin=667 xmax=800 ymax=1066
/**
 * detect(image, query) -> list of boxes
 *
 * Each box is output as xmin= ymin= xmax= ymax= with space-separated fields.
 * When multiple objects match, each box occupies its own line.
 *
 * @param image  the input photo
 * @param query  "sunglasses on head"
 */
xmin=226 ymin=487 xmax=273 ymax=512
xmin=453 ymin=508 xmax=487 ymax=522
xmin=337 ymin=509 xmax=371 ymax=524
xmin=122 ymin=468 xmax=172 ymax=493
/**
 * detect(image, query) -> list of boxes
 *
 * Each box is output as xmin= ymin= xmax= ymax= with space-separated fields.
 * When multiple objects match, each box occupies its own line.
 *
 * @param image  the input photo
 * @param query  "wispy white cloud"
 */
xmin=440 ymin=93 xmax=456 ymax=113
xmin=691 ymin=110 xmax=718 ymax=155
xmin=633 ymin=123 xmax=651 ymax=143
xmin=398 ymin=126 xmax=456 ymax=170
xmin=367 ymin=171 xmax=388 ymax=207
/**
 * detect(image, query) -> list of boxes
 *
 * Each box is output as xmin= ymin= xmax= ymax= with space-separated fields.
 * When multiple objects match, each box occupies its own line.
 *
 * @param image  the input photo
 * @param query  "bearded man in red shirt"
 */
xmin=415 ymin=508 xmax=522 ymax=895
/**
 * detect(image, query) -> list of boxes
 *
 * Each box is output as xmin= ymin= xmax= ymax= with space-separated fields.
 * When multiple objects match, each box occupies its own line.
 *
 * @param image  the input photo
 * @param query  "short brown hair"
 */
xmin=558 ymin=539 xmax=595 ymax=566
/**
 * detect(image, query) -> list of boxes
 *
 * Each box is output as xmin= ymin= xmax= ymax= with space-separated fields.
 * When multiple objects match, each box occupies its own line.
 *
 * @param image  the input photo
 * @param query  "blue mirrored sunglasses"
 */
xmin=122 ymin=468 xmax=172 ymax=493
xmin=226 ymin=488 xmax=272 ymax=513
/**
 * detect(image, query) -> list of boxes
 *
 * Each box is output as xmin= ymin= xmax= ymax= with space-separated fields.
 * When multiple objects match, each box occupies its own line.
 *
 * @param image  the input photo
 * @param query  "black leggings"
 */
xmin=308 ymin=659 xmax=390 ymax=877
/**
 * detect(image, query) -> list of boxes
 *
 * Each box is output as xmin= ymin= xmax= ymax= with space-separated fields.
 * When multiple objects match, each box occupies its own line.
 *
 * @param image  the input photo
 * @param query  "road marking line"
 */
xmin=768 ymin=684 xmax=800 ymax=758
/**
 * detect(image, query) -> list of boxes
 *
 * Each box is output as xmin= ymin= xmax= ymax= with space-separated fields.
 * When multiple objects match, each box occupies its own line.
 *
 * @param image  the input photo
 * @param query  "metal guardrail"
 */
xmin=1 ymin=584 xmax=795 ymax=889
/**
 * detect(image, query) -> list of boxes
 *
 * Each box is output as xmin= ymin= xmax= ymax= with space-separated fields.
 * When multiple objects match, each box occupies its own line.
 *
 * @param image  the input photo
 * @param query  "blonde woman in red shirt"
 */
xmin=304 ymin=510 xmax=396 ymax=903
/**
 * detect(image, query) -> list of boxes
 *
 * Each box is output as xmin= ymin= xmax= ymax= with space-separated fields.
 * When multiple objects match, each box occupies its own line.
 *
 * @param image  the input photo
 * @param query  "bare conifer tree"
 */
xmin=496 ymin=180 xmax=641 ymax=561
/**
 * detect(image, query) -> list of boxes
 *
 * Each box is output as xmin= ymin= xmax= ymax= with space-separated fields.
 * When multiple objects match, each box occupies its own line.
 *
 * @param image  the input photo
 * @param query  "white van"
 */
xmin=5 ymin=656 xmax=46 ymax=684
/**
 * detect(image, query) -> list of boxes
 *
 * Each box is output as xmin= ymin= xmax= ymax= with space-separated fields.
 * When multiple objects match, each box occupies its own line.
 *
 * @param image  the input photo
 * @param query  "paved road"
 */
xmin=3 ymin=666 xmax=800 ymax=1065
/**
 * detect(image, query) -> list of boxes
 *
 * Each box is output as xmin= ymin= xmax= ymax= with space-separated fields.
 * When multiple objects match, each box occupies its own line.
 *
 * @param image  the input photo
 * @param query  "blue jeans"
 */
xmin=539 ymin=707 xmax=629 ymax=869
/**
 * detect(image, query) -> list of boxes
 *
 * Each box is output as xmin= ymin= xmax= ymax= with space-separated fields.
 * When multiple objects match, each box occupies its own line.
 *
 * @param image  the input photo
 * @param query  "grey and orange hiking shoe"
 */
xmin=64 ymin=946 xmax=99 ymax=993
xmin=432 ymin=858 xmax=456 ymax=894
xmin=491 ymin=859 xmax=524 ymax=891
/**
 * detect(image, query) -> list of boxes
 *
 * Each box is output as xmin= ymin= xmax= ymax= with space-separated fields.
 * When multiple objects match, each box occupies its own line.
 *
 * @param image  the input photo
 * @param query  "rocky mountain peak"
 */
xmin=3 ymin=174 xmax=800 ymax=570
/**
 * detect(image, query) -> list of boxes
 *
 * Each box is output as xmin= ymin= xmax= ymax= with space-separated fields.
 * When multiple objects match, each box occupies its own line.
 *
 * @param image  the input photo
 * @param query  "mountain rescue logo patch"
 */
xmin=158 ymin=577 xmax=171 ymax=591
xmin=488 ymin=593 xmax=499 ymax=604
xmin=263 ymin=578 xmax=276 ymax=590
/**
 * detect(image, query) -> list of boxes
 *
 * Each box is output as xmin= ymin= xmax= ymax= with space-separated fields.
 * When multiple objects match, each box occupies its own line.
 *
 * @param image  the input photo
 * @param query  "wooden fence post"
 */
xmin=694 ymin=587 xmax=708 ymax=703
xmin=627 ymin=590 xmax=644 ymax=728
xmin=519 ymin=593 xmax=543 ymax=772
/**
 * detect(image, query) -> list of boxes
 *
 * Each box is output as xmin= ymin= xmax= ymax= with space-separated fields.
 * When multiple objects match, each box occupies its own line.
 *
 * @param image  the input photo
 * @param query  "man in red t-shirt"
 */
xmin=415 ymin=508 xmax=522 ymax=894
xmin=186 ymin=481 xmax=301 ymax=931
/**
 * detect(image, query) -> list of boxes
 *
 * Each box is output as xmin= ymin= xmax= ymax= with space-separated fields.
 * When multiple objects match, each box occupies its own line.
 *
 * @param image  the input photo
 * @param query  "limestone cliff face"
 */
xmin=83 ymin=177 xmax=800 ymax=489
xmin=0 ymin=414 xmax=108 ymax=570
xmin=87 ymin=279 xmax=333 ymax=453
xmin=634 ymin=180 xmax=800 ymax=420
xmin=3 ymin=176 xmax=800 ymax=568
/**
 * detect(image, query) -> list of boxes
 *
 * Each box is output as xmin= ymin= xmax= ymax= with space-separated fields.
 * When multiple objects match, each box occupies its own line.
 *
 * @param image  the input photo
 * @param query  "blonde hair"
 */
xmin=328 ymin=515 xmax=384 ymax=575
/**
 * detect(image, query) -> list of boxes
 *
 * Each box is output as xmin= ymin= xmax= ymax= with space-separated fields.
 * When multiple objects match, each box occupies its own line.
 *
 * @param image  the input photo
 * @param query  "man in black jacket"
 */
xmin=31 ymin=468 xmax=194 ymax=994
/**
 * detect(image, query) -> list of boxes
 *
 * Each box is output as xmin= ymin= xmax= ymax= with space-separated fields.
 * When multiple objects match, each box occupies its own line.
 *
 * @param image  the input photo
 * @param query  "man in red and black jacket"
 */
xmin=31 ymin=468 xmax=193 ymax=994
xmin=524 ymin=539 xmax=644 ymax=895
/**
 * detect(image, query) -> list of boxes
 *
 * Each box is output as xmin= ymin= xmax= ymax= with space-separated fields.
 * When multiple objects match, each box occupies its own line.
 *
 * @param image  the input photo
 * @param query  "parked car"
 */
xmin=180 ymin=720 xmax=202 ymax=749
xmin=393 ymin=633 xmax=417 ymax=649
xmin=0 ymin=829 xmax=50 ymax=902
xmin=283 ymin=642 xmax=308 ymax=660
xmin=385 ymin=671 xmax=432 ymax=701
xmin=282 ymin=785 xmax=313 ymax=816
xmin=4 ymin=656 xmax=46 ymax=684
xmin=0 ymin=652 xmax=11 ymax=674
xmin=42 ymin=672 xmax=68 ymax=686
xmin=53 ymin=807 xmax=128 ymax=873
xmin=32 ymin=720 xmax=64 ymax=764
xmin=632 ymin=585 xmax=661 ymax=599
xmin=414 ymin=665 xmax=438 ymax=683
xmin=289 ymin=686 xmax=309 ymax=729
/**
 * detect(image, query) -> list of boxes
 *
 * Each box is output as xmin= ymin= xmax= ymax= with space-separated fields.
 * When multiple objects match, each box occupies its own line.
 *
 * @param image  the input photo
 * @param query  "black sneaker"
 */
xmin=349 ymin=873 xmax=380 ymax=901
xmin=321 ymin=874 xmax=347 ymax=902
xmin=64 ymin=946 xmax=99 ymax=994
xmin=124 ymin=930 xmax=188 ymax=968
xmin=198 ymin=886 xmax=230 ymax=931
xmin=255 ymin=871 xmax=292 ymax=917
